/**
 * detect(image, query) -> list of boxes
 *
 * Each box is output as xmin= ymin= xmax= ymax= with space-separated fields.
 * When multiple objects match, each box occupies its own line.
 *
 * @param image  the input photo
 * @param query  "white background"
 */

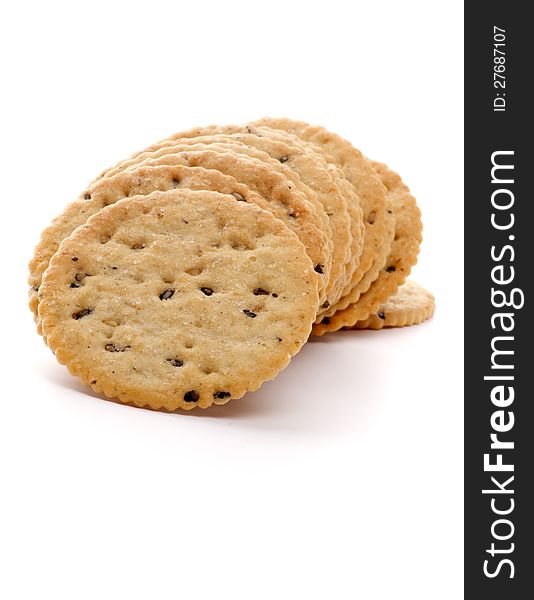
xmin=1 ymin=1 xmax=464 ymax=598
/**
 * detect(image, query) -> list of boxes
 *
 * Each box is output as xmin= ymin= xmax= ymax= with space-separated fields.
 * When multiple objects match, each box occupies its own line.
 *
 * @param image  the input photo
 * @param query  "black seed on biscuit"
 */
xmin=378 ymin=311 xmax=386 ymax=320
xmin=184 ymin=390 xmax=199 ymax=403
xmin=159 ymin=288 xmax=175 ymax=300
xmin=72 ymin=308 xmax=93 ymax=320
xmin=83 ymin=192 xmax=91 ymax=200
xmin=200 ymin=287 xmax=214 ymax=296
xmin=232 ymin=192 xmax=245 ymax=202
xmin=254 ymin=288 xmax=269 ymax=296
xmin=314 ymin=265 xmax=324 ymax=274
xmin=321 ymin=317 xmax=330 ymax=325
xmin=213 ymin=391 xmax=231 ymax=399
xmin=105 ymin=343 xmax=130 ymax=352
xmin=243 ymin=309 xmax=257 ymax=318
xmin=272 ymin=293 xmax=278 ymax=298
xmin=279 ymin=155 xmax=289 ymax=163
xmin=166 ymin=358 xmax=184 ymax=367
xmin=385 ymin=266 xmax=396 ymax=273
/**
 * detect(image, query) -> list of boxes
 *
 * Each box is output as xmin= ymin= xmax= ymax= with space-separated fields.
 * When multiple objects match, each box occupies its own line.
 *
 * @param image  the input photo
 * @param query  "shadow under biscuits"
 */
xmin=41 ymin=362 xmax=273 ymax=419
xmin=39 ymin=338 xmax=386 ymax=436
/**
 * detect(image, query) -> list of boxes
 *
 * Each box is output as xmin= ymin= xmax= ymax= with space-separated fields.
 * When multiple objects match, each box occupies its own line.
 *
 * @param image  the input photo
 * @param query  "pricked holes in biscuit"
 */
xmin=166 ymin=358 xmax=184 ymax=367
xmin=105 ymin=343 xmax=130 ymax=352
xmin=159 ymin=288 xmax=175 ymax=300
xmin=200 ymin=286 xmax=214 ymax=296
xmin=73 ymin=272 xmax=89 ymax=285
xmin=231 ymin=192 xmax=245 ymax=202
xmin=186 ymin=266 xmax=203 ymax=276
xmin=243 ymin=309 xmax=257 ymax=318
xmin=83 ymin=192 xmax=91 ymax=200
xmin=184 ymin=340 xmax=194 ymax=349
xmin=213 ymin=391 xmax=231 ymax=400
xmin=100 ymin=234 xmax=111 ymax=244
xmin=200 ymin=363 xmax=216 ymax=375
xmin=253 ymin=287 xmax=278 ymax=298
xmin=72 ymin=308 xmax=94 ymax=320
xmin=131 ymin=242 xmax=146 ymax=250
xmin=230 ymin=238 xmax=255 ymax=251
xmin=103 ymin=319 xmax=120 ymax=328
xmin=367 ymin=211 xmax=377 ymax=225
xmin=184 ymin=390 xmax=199 ymax=403
xmin=171 ymin=177 xmax=181 ymax=188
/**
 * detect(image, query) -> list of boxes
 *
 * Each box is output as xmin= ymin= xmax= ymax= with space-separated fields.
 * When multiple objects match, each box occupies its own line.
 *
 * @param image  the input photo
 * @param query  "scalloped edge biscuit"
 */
xmin=345 ymin=280 xmax=435 ymax=329
xmin=38 ymin=189 xmax=319 ymax=411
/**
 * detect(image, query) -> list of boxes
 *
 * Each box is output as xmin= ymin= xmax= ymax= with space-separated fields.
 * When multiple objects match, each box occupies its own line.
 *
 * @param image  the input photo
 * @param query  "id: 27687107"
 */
xmin=493 ymin=26 xmax=506 ymax=112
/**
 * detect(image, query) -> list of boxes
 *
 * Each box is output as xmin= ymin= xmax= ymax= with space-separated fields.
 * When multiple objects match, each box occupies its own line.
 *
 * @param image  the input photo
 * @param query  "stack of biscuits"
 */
xmin=29 ymin=118 xmax=435 ymax=411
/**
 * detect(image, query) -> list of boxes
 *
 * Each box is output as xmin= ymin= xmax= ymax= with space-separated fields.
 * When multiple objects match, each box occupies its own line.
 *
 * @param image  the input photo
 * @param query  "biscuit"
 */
xmin=38 ymin=190 xmax=319 ymax=410
xmin=312 ymin=162 xmax=422 ymax=335
xmin=346 ymin=280 xmax=435 ymax=329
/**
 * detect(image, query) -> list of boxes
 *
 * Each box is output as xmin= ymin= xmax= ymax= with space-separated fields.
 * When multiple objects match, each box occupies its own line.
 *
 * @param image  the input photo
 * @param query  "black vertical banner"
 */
xmin=465 ymin=2 xmax=532 ymax=598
